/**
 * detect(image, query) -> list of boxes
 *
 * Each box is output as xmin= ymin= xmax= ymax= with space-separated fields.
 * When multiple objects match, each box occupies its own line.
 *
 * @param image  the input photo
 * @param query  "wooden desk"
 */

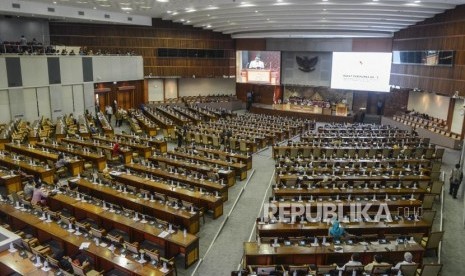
xmin=0 ymin=155 xmax=54 ymax=184
xmin=267 ymin=199 xmax=423 ymax=216
xmin=116 ymin=133 xmax=167 ymax=153
xmin=0 ymin=204 xmax=174 ymax=275
xmin=142 ymin=109 xmax=175 ymax=130
xmin=5 ymin=143 xmax=84 ymax=176
xmin=47 ymin=193 xmax=199 ymax=269
xmin=149 ymin=155 xmax=236 ymax=187
xmin=273 ymin=186 xmax=428 ymax=200
xmin=256 ymin=219 xmax=431 ymax=237
xmin=92 ymin=136 xmax=152 ymax=159
xmin=156 ymin=107 xmax=191 ymax=126
xmin=62 ymin=138 xmax=133 ymax=164
xmin=72 ymin=177 xmax=200 ymax=234
xmin=0 ymin=249 xmax=56 ymax=275
xmin=243 ymin=241 xmax=424 ymax=267
xmin=0 ymin=171 xmax=22 ymax=193
xmin=111 ymin=173 xmax=224 ymax=219
xmin=37 ymin=142 xmax=106 ymax=172
xmin=171 ymin=151 xmax=247 ymax=181
xmin=125 ymin=163 xmax=229 ymax=202
xmin=276 ymin=173 xmax=431 ymax=186
xmin=192 ymin=146 xmax=253 ymax=170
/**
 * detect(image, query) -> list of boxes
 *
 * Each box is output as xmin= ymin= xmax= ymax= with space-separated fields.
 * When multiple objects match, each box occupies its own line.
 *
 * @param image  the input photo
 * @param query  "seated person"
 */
xmin=328 ymin=219 xmax=350 ymax=240
xmin=337 ymin=253 xmax=362 ymax=271
xmin=23 ymin=181 xmax=34 ymax=200
xmin=393 ymin=252 xmax=415 ymax=271
xmin=55 ymin=153 xmax=69 ymax=169
xmin=364 ymin=254 xmax=391 ymax=273
xmin=31 ymin=183 xmax=48 ymax=205
xmin=112 ymin=142 xmax=122 ymax=157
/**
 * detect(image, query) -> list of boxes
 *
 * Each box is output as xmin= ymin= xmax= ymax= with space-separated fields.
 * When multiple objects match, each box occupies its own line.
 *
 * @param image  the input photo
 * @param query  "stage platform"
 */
xmin=250 ymin=104 xmax=355 ymax=123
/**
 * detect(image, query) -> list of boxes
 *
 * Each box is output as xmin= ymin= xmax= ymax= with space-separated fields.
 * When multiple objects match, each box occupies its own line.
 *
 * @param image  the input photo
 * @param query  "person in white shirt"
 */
xmin=394 ymin=252 xmax=415 ymax=271
xmin=249 ymin=56 xmax=265 ymax=69
xmin=337 ymin=253 xmax=363 ymax=271
xmin=105 ymin=105 xmax=113 ymax=123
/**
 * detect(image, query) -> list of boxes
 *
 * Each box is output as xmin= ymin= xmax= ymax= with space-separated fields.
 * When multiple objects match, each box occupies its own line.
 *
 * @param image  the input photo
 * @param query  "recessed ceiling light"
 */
xmin=185 ymin=8 xmax=196 ymax=12
xmin=156 ymin=0 xmax=169 ymax=2
xmin=93 ymin=6 xmax=96 ymax=9
xmin=414 ymin=0 xmax=421 ymax=2
xmin=53 ymin=1 xmax=57 ymax=4
xmin=121 ymin=7 xmax=132 ymax=10
xmin=323 ymin=8 xmax=327 ymax=11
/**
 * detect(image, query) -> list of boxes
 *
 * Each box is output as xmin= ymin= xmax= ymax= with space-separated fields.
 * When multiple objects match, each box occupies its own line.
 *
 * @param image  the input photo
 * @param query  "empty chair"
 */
xmin=421 ymin=210 xmax=436 ymax=226
xmin=422 ymin=194 xmax=436 ymax=210
xmin=433 ymin=148 xmax=444 ymax=160
xmin=124 ymin=240 xmax=140 ymax=254
xmin=399 ymin=264 xmax=419 ymax=276
xmin=212 ymin=136 xmax=220 ymax=148
xmin=428 ymin=181 xmax=443 ymax=195
xmin=369 ymin=264 xmax=392 ymax=275
xmin=421 ymin=231 xmax=444 ymax=256
xmin=316 ymin=265 xmax=336 ymax=275
xmin=416 ymin=263 xmax=442 ymax=276
xmin=240 ymin=140 xmax=250 ymax=153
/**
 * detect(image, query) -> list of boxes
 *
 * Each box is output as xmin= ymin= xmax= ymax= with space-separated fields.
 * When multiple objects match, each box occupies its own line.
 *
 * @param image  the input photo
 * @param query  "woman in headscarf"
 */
xmin=329 ymin=219 xmax=346 ymax=240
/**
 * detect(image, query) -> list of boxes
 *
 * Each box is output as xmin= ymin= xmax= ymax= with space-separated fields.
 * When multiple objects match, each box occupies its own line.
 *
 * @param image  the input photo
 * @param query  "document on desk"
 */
xmin=79 ymin=242 xmax=91 ymax=250
xmin=158 ymin=231 xmax=170 ymax=238
xmin=110 ymin=171 xmax=122 ymax=176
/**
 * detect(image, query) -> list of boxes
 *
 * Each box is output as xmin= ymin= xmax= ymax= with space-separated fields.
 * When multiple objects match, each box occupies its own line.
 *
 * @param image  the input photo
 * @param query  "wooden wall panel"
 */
xmin=49 ymin=19 xmax=235 ymax=78
xmin=391 ymin=4 xmax=465 ymax=96
xmin=235 ymin=39 xmax=266 ymax=51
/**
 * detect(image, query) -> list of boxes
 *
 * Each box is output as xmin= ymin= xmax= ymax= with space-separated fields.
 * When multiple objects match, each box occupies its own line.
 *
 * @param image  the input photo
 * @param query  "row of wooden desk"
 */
xmin=72 ymin=177 xmax=201 ymax=234
xmin=46 ymin=192 xmax=199 ymax=269
xmin=110 ymin=172 xmax=224 ymax=219
xmin=272 ymin=145 xmax=439 ymax=159
xmin=125 ymin=163 xmax=229 ymax=203
xmin=5 ymin=143 xmax=84 ymax=176
xmin=62 ymin=137 xmax=133 ymax=164
xmin=189 ymin=146 xmax=252 ymax=170
xmin=256 ymin=219 xmax=430 ymax=238
xmin=149 ymin=155 xmax=236 ymax=187
xmin=115 ymin=133 xmax=167 ymax=153
xmin=37 ymin=141 xmax=107 ymax=172
xmin=0 ymin=203 xmax=175 ymax=274
xmin=0 ymin=154 xmax=55 ymax=184
xmin=243 ymin=241 xmax=424 ymax=267
xmin=170 ymin=150 xmax=247 ymax=181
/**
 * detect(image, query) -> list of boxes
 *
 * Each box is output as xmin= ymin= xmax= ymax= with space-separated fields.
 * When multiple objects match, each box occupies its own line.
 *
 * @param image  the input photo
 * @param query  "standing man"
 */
xmin=115 ymin=107 xmax=123 ymax=127
xmin=246 ymin=91 xmax=253 ymax=111
xmin=105 ymin=105 xmax=113 ymax=125
xmin=449 ymin=163 xmax=463 ymax=199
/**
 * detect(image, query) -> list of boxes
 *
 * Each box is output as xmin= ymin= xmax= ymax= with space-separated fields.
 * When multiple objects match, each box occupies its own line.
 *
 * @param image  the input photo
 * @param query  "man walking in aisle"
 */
xmin=449 ymin=163 xmax=463 ymax=199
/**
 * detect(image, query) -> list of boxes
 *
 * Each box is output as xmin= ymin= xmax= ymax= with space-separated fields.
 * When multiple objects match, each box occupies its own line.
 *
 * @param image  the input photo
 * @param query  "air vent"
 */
xmin=78 ymin=11 xmax=84 ymax=16
xmin=127 ymin=17 xmax=133 ymax=21
xmin=104 ymin=14 xmax=110 ymax=18
xmin=48 ymin=7 xmax=55 ymax=12
xmin=12 ymin=3 xmax=20 ymax=9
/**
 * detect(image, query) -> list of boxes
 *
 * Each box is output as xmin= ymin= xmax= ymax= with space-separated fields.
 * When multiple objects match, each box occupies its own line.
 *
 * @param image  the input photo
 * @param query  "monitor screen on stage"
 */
xmin=330 ymin=52 xmax=392 ymax=92
xmin=236 ymin=51 xmax=281 ymax=85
